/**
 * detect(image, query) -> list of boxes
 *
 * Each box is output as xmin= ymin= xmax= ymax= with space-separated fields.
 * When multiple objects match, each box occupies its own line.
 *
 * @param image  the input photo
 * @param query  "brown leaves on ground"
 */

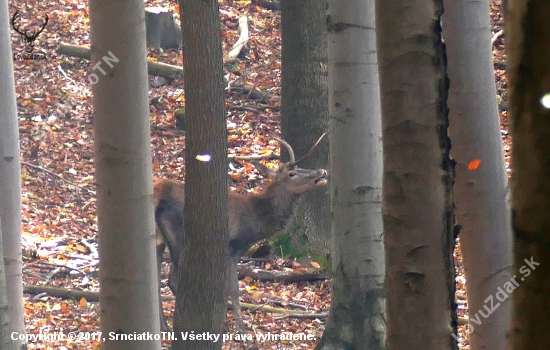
xmin=12 ymin=0 xmax=330 ymax=348
xmin=12 ymin=0 xmax=509 ymax=348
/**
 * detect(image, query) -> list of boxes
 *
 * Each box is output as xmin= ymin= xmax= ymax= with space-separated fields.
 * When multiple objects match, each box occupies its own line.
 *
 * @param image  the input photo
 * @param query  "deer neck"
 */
xmin=252 ymin=184 xmax=300 ymax=235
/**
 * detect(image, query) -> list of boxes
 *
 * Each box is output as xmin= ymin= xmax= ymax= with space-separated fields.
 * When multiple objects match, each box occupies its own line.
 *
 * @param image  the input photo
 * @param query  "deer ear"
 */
xmin=252 ymin=162 xmax=275 ymax=178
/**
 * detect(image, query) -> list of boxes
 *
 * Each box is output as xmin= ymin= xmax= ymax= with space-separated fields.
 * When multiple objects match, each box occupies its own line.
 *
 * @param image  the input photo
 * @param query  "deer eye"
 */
xmin=289 ymin=172 xmax=297 ymax=177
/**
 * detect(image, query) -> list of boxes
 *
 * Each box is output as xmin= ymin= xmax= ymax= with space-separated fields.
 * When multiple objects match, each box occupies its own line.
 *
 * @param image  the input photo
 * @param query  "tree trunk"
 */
xmin=316 ymin=0 xmax=385 ymax=348
xmin=145 ymin=7 xmax=182 ymax=50
xmin=280 ymin=0 xmax=330 ymax=258
xmin=376 ymin=0 xmax=458 ymax=348
xmin=506 ymin=1 xmax=550 ymax=348
xmin=89 ymin=1 xmax=160 ymax=349
xmin=442 ymin=0 xmax=513 ymax=348
xmin=0 ymin=0 xmax=25 ymax=348
xmin=0 ymin=219 xmax=13 ymax=349
xmin=172 ymin=0 xmax=228 ymax=349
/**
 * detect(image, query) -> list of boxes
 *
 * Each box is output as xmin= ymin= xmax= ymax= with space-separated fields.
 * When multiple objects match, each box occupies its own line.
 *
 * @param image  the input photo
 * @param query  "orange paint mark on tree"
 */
xmin=468 ymin=159 xmax=482 ymax=170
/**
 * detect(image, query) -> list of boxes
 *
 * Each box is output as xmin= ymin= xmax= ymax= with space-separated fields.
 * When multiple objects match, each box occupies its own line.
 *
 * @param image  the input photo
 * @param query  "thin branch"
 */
xmin=25 ymin=260 xmax=92 ymax=280
xmin=229 ymin=153 xmax=279 ymax=161
xmin=21 ymin=161 xmax=95 ymax=194
xmin=491 ymin=29 xmax=504 ymax=45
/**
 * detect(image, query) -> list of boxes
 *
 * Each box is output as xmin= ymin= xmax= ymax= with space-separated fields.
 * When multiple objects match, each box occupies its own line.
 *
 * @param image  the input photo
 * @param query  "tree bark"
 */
xmin=376 ymin=0 xmax=458 ymax=348
xmin=89 ymin=1 xmax=160 ymax=349
xmin=506 ymin=0 xmax=550 ymax=348
xmin=0 ymin=0 xmax=25 ymax=348
xmin=145 ymin=7 xmax=182 ymax=50
xmin=0 ymin=219 xmax=14 ymax=349
xmin=172 ymin=0 xmax=228 ymax=349
xmin=280 ymin=0 xmax=330 ymax=258
xmin=316 ymin=0 xmax=385 ymax=348
xmin=442 ymin=0 xmax=513 ymax=348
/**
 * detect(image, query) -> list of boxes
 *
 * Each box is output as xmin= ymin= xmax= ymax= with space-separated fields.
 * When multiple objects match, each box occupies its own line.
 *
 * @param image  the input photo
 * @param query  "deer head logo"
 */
xmin=11 ymin=11 xmax=49 ymax=53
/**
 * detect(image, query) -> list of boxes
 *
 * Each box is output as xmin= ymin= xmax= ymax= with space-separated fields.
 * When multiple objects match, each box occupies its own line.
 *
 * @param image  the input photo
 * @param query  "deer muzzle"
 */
xmin=314 ymin=169 xmax=328 ymax=186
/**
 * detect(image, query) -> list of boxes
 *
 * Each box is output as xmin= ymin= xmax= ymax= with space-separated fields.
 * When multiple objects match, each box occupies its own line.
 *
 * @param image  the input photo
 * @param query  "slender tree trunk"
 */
xmin=316 ymin=0 xmax=385 ymax=348
xmin=376 ymin=0 xmax=458 ymax=348
xmin=89 ymin=1 xmax=160 ymax=349
xmin=0 ymin=1 xmax=25 ymax=348
xmin=172 ymin=0 xmax=228 ymax=349
xmin=0 ymin=219 xmax=13 ymax=349
xmin=280 ymin=0 xmax=330 ymax=258
xmin=442 ymin=0 xmax=513 ymax=348
xmin=506 ymin=1 xmax=550 ymax=348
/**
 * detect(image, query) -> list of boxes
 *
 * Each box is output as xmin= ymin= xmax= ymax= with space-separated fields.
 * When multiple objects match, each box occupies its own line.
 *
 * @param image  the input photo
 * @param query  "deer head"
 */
xmin=252 ymin=134 xmax=328 ymax=196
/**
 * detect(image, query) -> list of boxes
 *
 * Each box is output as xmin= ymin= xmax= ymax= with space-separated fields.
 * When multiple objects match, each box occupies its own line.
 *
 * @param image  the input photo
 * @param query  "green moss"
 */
xmin=271 ymin=233 xmax=331 ymax=271
xmin=174 ymin=109 xmax=186 ymax=130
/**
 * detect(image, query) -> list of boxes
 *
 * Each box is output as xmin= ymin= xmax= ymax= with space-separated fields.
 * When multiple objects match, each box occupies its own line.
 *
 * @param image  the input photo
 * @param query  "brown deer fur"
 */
xmin=154 ymin=138 xmax=327 ymax=330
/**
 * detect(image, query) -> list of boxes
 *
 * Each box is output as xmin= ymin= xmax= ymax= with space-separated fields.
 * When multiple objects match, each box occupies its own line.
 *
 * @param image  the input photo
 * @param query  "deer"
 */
xmin=154 ymin=135 xmax=328 ymax=330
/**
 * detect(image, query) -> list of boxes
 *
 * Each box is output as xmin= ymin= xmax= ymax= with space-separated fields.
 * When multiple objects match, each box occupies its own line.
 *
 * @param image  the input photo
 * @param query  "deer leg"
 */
xmin=228 ymin=255 xmax=246 ymax=331
xmin=156 ymin=230 xmax=169 ymax=331
xmin=155 ymin=206 xmax=183 ymax=329
xmin=154 ymin=196 xmax=183 ymax=295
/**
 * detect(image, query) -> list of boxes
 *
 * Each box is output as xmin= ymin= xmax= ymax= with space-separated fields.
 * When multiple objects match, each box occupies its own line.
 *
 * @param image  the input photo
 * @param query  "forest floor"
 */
xmin=9 ymin=0 xmax=507 ymax=349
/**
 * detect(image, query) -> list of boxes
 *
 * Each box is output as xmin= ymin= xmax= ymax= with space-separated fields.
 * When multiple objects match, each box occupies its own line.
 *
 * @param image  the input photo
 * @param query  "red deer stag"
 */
xmin=154 ymin=135 xmax=327 ymax=330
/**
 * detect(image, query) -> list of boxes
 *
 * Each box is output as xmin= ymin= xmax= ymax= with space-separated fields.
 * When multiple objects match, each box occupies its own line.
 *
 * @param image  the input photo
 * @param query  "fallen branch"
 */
xmin=227 ymin=83 xmax=274 ymax=102
xmin=24 ymin=283 xmax=470 ymax=325
xmin=238 ymin=266 xmax=328 ymax=282
xmin=239 ymin=302 xmax=327 ymax=319
xmin=228 ymin=105 xmax=264 ymax=114
xmin=274 ymin=312 xmax=327 ymax=320
xmin=21 ymin=161 xmax=95 ymax=194
xmin=58 ymin=43 xmax=183 ymax=79
xmin=224 ymin=16 xmax=249 ymax=63
xmin=491 ymin=29 xmax=504 ymax=45
xmin=24 ymin=284 xmax=328 ymax=320
xmin=266 ymin=298 xmax=310 ymax=310
xmin=57 ymin=42 xmax=275 ymax=102
xmin=151 ymin=124 xmax=185 ymax=134
xmin=24 ymin=285 xmax=99 ymax=302
xmin=25 ymin=260 xmax=91 ymax=280
xmin=228 ymin=153 xmax=279 ymax=161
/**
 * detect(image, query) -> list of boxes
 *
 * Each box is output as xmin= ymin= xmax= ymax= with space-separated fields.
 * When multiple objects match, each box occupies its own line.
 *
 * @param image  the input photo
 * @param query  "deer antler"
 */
xmin=274 ymin=138 xmax=296 ymax=164
xmin=293 ymin=133 xmax=326 ymax=165
xmin=274 ymin=133 xmax=326 ymax=166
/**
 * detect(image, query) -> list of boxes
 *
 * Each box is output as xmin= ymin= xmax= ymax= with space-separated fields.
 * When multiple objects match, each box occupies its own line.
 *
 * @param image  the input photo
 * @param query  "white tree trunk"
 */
xmin=442 ymin=1 xmax=513 ymax=348
xmin=0 ymin=1 xmax=25 ymax=348
xmin=317 ymin=0 xmax=385 ymax=348
xmin=376 ymin=0 xmax=457 ymax=348
xmin=0 ymin=219 xmax=14 ymax=350
xmin=89 ymin=1 xmax=160 ymax=349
